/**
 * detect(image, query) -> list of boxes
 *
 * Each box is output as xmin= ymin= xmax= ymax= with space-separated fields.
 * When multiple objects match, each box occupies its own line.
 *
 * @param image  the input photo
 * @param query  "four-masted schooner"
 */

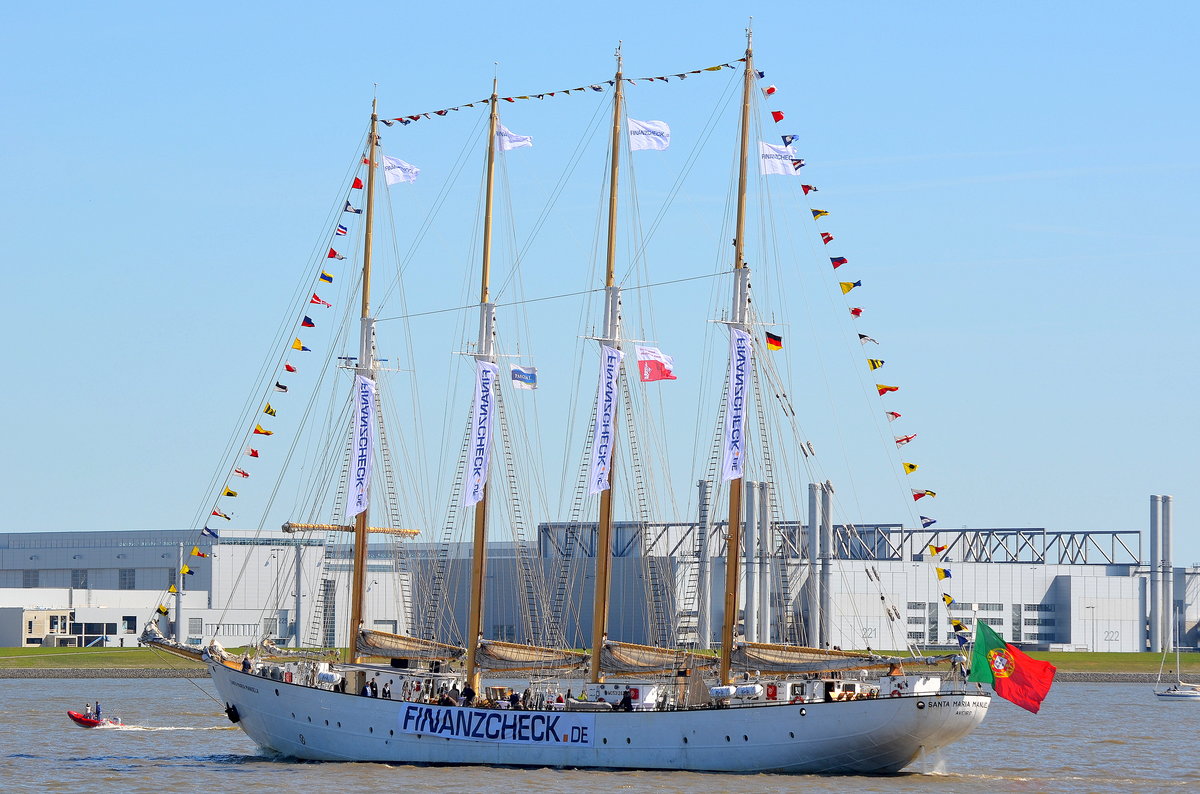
xmin=150 ymin=33 xmax=991 ymax=774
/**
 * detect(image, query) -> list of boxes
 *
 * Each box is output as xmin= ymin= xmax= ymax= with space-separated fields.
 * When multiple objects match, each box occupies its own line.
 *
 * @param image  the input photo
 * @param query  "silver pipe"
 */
xmin=1149 ymin=494 xmax=1162 ymax=654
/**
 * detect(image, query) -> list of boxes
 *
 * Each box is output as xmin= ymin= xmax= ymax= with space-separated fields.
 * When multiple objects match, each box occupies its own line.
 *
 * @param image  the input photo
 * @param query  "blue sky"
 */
xmin=3 ymin=2 xmax=1198 ymax=565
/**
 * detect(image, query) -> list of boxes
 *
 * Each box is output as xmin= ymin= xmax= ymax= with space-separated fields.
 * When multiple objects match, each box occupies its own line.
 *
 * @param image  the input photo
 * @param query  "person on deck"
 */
xmin=448 ymin=684 xmax=460 ymax=704
xmin=461 ymin=684 xmax=476 ymax=707
xmin=618 ymin=689 xmax=633 ymax=712
xmin=369 ymin=676 xmax=379 ymax=697
xmin=381 ymin=681 xmax=391 ymax=699
xmin=84 ymin=703 xmax=92 ymax=719
xmin=94 ymin=701 xmax=102 ymax=720
xmin=361 ymin=682 xmax=371 ymax=697
xmin=241 ymin=656 xmax=252 ymax=673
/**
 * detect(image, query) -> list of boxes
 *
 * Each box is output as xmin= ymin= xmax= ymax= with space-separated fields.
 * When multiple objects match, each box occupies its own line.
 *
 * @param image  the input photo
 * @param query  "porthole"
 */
xmin=799 ymin=708 xmax=807 ymax=716
xmin=290 ymin=713 xmax=295 ymax=719
xmin=275 ymin=689 xmax=280 ymax=696
xmin=369 ymin=727 xmax=374 ymax=733
xmin=307 ymin=716 xmax=312 ymax=722
xmin=743 ymin=735 xmax=748 ymax=742
xmin=789 ymin=731 xmax=795 ymax=738
xmin=389 ymin=729 xmax=394 ymax=736
xmin=725 ymin=735 xmax=731 ymax=742
xmin=324 ymin=719 xmax=329 ymax=726
xmin=682 ymin=737 xmax=688 ymax=744
xmin=337 ymin=721 xmax=342 ymax=728
xmin=626 ymin=738 xmax=631 ymax=744
xmin=602 ymin=738 xmax=608 ymax=744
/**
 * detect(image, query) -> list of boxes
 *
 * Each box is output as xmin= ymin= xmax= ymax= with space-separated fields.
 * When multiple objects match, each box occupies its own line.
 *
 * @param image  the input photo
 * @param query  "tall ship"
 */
xmin=146 ymin=33 xmax=991 ymax=773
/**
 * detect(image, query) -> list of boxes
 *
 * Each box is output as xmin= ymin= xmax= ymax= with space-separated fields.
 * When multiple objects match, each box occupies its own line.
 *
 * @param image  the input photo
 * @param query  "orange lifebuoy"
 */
xmin=890 ymin=689 xmax=901 ymax=698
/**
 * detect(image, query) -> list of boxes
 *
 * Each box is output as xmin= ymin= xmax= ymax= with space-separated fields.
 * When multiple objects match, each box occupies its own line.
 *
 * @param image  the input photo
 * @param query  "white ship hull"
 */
xmin=210 ymin=661 xmax=990 ymax=774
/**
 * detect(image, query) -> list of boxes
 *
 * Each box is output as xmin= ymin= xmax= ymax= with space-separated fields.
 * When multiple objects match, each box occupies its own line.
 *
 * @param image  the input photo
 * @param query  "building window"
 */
xmin=262 ymin=618 xmax=279 ymax=638
xmin=1012 ymin=604 xmax=1022 ymax=643
xmin=22 ymin=570 xmax=38 ymax=588
xmin=168 ymin=568 xmax=177 ymax=587
xmin=906 ymin=602 xmax=925 ymax=610
xmin=906 ymin=631 xmax=925 ymax=641
xmin=188 ymin=617 xmax=203 ymax=636
xmin=978 ymin=603 xmax=1003 ymax=612
xmin=1024 ymin=604 xmax=1055 ymax=612
xmin=71 ymin=569 xmax=88 ymax=589
xmin=118 ymin=569 xmax=136 ymax=590
xmin=906 ymin=616 xmax=924 ymax=625
xmin=979 ymin=618 xmax=1004 ymax=626
xmin=1024 ymin=618 xmax=1056 ymax=626
xmin=122 ymin=616 xmax=137 ymax=634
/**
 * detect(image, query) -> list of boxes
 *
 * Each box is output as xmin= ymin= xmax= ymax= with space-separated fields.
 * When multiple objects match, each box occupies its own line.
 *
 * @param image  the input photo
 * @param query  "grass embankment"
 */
xmin=3 ymin=646 xmax=1196 ymax=675
xmin=0 ymin=646 xmax=205 ymax=670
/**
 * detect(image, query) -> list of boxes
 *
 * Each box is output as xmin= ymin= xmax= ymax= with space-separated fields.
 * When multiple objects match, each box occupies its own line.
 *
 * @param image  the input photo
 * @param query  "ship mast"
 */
xmin=464 ymin=79 xmax=501 ymax=693
xmin=719 ymin=29 xmax=754 ymax=686
xmin=346 ymin=97 xmax=380 ymax=662
xmin=588 ymin=45 xmax=624 ymax=684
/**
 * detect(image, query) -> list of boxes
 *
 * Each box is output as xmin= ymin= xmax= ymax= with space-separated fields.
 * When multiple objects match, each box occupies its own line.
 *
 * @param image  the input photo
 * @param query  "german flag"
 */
xmin=765 ymin=332 xmax=783 ymax=351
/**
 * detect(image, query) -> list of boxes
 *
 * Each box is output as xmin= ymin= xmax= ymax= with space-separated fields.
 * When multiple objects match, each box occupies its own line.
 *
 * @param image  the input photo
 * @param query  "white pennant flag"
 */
xmin=382 ymin=154 xmax=420 ymax=184
xmin=462 ymin=361 xmax=500 ymax=506
xmin=588 ymin=345 xmax=624 ymax=494
xmin=350 ymin=375 xmax=377 ymax=516
xmin=497 ymin=125 xmax=533 ymax=151
xmin=721 ymin=328 xmax=754 ymax=481
xmin=628 ymin=118 xmax=670 ymax=151
xmin=758 ymin=141 xmax=801 ymax=176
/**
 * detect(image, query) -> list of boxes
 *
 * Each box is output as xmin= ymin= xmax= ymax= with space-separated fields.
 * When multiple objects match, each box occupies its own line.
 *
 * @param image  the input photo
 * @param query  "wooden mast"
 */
xmin=719 ymin=30 xmax=754 ymax=686
xmin=347 ymin=97 xmax=380 ymax=662
xmin=587 ymin=45 xmax=624 ymax=685
xmin=464 ymin=79 xmax=501 ymax=693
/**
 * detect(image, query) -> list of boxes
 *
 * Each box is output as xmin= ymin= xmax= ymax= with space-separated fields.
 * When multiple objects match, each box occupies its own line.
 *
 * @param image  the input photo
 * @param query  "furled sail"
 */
xmin=474 ymin=639 xmax=589 ymax=672
xmin=599 ymin=640 xmax=717 ymax=675
xmin=357 ymin=629 xmax=466 ymax=661
xmin=729 ymin=641 xmax=957 ymax=675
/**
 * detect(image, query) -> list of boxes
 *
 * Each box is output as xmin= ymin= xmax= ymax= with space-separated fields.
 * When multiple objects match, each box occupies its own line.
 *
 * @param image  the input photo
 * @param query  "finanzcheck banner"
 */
xmin=588 ymin=345 xmax=624 ymax=494
xmin=350 ymin=374 xmax=377 ymax=516
xmin=721 ymin=328 xmax=753 ymax=481
xmin=463 ymin=360 xmax=500 ymax=506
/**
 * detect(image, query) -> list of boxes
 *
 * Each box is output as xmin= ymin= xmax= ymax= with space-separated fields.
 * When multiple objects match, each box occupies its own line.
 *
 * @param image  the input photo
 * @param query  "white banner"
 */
xmin=350 ymin=374 xmax=377 ymax=516
xmin=758 ymin=141 xmax=800 ymax=176
xmin=588 ymin=345 xmax=624 ymax=494
xmin=463 ymin=360 xmax=500 ymax=506
xmin=497 ymin=124 xmax=533 ymax=151
xmin=382 ymin=154 xmax=420 ymax=184
xmin=628 ymin=118 xmax=670 ymax=151
xmin=721 ymin=328 xmax=753 ymax=481
xmin=399 ymin=703 xmax=595 ymax=746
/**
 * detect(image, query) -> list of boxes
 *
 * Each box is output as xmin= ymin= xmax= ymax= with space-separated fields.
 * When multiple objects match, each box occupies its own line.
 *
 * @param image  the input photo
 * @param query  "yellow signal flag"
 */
xmin=928 ymin=543 xmax=948 ymax=555
xmin=867 ymin=359 xmax=885 ymax=371
xmin=942 ymin=593 xmax=955 ymax=607
xmin=156 ymin=604 xmax=169 ymax=615
xmin=936 ymin=567 xmax=952 ymax=580
xmin=191 ymin=546 xmax=209 ymax=558
xmin=181 ymin=564 xmax=194 ymax=576
xmin=950 ymin=618 xmax=967 ymax=632
xmin=223 ymin=487 xmax=238 ymax=497
xmin=839 ymin=280 xmax=861 ymax=294
xmin=263 ymin=403 xmax=277 ymax=417
xmin=253 ymin=424 xmax=274 ymax=436
xmin=168 ymin=584 xmax=177 ymax=594
xmin=903 ymin=462 xmax=919 ymax=474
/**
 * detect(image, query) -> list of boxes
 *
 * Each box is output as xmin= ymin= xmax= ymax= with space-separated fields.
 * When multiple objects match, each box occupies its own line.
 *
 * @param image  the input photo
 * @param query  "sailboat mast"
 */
xmin=589 ymin=46 xmax=624 ymax=685
xmin=346 ymin=98 xmax=380 ymax=662
xmin=464 ymin=80 xmax=501 ymax=693
xmin=719 ymin=30 xmax=754 ymax=686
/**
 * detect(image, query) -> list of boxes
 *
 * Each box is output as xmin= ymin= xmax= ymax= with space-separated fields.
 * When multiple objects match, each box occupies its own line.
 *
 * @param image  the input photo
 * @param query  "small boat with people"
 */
xmin=67 ymin=708 xmax=122 ymax=728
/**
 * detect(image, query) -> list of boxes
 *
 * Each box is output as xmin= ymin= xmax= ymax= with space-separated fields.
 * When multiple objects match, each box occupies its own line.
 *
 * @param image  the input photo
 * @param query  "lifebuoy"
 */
xmin=890 ymin=689 xmax=901 ymax=698
xmin=791 ymin=695 xmax=802 ymax=704
xmin=766 ymin=684 xmax=778 ymax=700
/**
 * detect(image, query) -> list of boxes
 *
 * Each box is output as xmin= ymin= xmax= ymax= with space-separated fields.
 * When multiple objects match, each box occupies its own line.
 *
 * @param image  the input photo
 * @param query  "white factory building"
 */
xmin=0 ymin=494 xmax=1194 ymax=654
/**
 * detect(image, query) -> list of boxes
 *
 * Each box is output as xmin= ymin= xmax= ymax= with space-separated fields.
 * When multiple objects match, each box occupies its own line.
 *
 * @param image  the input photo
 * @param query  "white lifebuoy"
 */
xmin=890 ymin=689 xmax=902 ymax=698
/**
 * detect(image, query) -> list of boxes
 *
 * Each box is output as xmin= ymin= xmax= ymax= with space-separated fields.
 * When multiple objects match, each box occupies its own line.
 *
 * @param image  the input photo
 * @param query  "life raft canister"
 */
xmin=766 ymin=684 xmax=778 ymax=700
xmin=890 ymin=689 xmax=902 ymax=698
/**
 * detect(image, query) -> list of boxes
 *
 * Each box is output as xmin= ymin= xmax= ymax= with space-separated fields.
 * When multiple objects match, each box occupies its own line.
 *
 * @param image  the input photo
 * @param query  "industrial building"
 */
xmin=0 ymin=494 xmax=1194 ymax=654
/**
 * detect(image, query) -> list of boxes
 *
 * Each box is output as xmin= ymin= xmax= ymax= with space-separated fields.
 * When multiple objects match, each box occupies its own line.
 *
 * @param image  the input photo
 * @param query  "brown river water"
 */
xmin=0 ymin=679 xmax=1194 ymax=793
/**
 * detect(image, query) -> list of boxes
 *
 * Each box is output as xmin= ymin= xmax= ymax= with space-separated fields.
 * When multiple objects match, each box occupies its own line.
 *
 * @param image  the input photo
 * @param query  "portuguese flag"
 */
xmin=968 ymin=621 xmax=1056 ymax=713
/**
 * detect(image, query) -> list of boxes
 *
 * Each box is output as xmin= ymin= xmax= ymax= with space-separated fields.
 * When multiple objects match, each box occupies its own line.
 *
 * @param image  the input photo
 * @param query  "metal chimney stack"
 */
xmin=1149 ymin=495 xmax=1161 ymax=654
xmin=1162 ymin=495 xmax=1174 ymax=650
